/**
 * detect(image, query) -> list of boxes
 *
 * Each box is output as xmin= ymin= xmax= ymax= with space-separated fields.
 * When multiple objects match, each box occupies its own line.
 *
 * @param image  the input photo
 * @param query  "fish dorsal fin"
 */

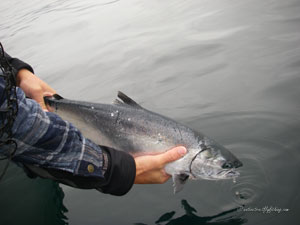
xmin=116 ymin=91 xmax=143 ymax=109
xmin=112 ymin=98 xmax=123 ymax=105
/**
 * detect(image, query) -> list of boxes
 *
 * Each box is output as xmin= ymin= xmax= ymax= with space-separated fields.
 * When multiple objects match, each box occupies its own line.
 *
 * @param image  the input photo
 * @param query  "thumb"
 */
xmin=160 ymin=146 xmax=187 ymax=164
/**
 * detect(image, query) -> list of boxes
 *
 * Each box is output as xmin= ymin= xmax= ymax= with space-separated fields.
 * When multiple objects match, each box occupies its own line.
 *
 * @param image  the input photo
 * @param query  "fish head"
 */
xmin=189 ymin=139 xmax=242 ymax=180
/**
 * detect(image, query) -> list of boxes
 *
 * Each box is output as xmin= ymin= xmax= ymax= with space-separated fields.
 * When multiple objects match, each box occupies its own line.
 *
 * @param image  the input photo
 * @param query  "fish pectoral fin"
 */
xmin=116 ymin=91 xmax=144 ymax=109
xmin=172 ymin=174 xmax=189 ymax=194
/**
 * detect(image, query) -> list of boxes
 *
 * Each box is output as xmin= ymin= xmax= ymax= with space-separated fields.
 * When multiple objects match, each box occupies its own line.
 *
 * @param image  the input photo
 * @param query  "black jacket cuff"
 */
xmin=4 ymin=52 xmax=34 ymax=77
xmin=100 ymin=146 xmax=136 ymax=196
xmin=20 ymin=146 xmax=136 ymax=196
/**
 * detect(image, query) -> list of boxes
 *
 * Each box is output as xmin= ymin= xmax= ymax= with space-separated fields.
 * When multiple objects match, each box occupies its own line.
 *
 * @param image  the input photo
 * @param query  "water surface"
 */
xmin=1 ymin=0 xmax=300 ymax=224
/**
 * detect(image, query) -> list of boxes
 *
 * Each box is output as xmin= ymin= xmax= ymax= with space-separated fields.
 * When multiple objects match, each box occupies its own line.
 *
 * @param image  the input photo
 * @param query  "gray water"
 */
xmin=1 ymin=0 xmax=300 ymax=224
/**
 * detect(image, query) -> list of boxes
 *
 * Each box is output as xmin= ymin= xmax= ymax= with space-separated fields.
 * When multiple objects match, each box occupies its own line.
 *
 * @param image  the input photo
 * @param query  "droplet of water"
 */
xmin=128 ymin=118 xmax=131 ymax=121
xmin=91 ymin=106 xmax=94 ymax=109
xmin=111 ymin=113 xmax=114 ymax=117
xmin=233 ymin=177 xmax=237 ymax=183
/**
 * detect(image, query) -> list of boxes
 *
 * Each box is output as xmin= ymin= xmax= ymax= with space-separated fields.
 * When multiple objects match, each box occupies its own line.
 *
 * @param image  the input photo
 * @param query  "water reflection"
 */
xmin=0 ymin=163 xmax=68 ymax=225
xmin=135 ymin=199 xmax=246 ymax=225
xmin=2 ymin=0 xmax=300 ymax=224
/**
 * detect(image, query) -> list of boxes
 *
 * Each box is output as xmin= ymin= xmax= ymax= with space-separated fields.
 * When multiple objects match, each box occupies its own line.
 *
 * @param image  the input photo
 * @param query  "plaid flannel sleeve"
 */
xmin=1 ymin=65 xmax=135 ymax=196
xmin=3 ymin=86 xmax=106 ymax=179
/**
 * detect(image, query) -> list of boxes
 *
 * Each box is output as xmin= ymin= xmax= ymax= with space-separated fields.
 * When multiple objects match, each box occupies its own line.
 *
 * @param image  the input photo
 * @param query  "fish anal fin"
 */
xmin=172 ymin=174 xmax=189 ymax=194
xmin=117 ymin=91 xmax=143 ymax=109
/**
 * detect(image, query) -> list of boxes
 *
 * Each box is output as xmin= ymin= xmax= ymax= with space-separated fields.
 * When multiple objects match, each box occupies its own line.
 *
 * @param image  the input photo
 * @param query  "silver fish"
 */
xmin=44 ymin=92 xmax=242 ymax=193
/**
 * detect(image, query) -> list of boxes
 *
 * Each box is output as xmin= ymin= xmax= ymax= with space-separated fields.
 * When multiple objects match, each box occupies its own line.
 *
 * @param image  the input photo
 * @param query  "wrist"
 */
xmin=100 ymin=147 xmax=136 ymax=196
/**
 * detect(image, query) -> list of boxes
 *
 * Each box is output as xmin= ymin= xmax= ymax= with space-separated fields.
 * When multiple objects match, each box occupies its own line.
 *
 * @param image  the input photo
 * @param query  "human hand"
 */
xmin=16 ymin=69 xmax=56 ymax=110
xmin=134 ymin=146 xmax=187 ymax=184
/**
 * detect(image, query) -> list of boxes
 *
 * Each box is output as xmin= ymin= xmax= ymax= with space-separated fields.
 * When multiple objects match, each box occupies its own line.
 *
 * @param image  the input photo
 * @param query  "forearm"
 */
xmin=23 ymin=145 xmax=136 ymax=196
xmin=0 ymin=83 xmax=135 ymax=195
xmin=1 ymin=49 xmax=187 ymax=194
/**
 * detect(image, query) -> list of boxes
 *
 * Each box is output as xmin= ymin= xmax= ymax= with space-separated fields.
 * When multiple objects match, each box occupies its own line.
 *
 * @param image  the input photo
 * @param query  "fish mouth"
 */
xmin=189 ymin=169 xmax=240 ymax=180
xmin=210 ymin=168 xmax=240 ymax=180
xmin=195 ymin=169 xmax=240 ymax=180
xmin=220 ymin=169 xmax=240 ymax=177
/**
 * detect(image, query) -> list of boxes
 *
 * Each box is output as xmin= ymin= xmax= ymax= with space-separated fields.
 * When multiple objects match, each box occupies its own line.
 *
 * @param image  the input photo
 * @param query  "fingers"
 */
xmin=135 ymin=146 xmax=187 ymax=172
xmin=29 ymin=88 xmax=47 ymax=110
xmin=42 ymin=92 xmax=56 ymax=112
xmin=158 ymin=146 xmax=187 ymax=165
xmin=17 ymin=69 xmax=56 ymax=111
xmin=43 ymin=91 xmax=55 ymax=97
xmin=134 ymin=147 xmax=187 ymax=184
xmin=28 ymin=87 xmax=55 ymax=111
xmin=43 ymin=84 xmax=56 ymax=94
xmin=30 ymin=88 xmax=54 ymax=110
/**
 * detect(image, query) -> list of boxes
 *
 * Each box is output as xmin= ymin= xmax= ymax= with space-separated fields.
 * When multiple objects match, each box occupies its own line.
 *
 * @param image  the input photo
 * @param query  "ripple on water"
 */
xmin=184 ymin=110 xmax=300 ymax=223
xmin=230 ymin=153 xmax=269 ymax=206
